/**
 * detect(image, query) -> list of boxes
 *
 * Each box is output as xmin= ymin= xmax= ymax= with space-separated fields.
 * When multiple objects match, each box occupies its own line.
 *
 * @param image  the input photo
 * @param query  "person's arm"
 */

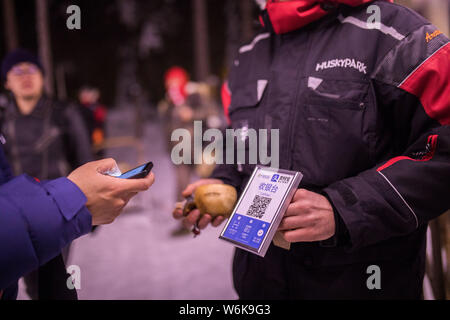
xmin=209 ymin=81 xmax=243 ymax=189
xmin=209 ymin=163 xmax=242 ymax=190
xmin=0 ymin=175 xmax=91 ymax=290
xmin=323 ymin=24 xmax=450 ymax=250
xmin=0 ymin=158 xmax=154 ymax=290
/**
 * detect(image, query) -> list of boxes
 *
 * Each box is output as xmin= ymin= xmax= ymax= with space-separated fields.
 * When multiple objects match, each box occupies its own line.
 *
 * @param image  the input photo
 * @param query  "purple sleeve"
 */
xmin=0 ymin=175 xmax=92 ymax=289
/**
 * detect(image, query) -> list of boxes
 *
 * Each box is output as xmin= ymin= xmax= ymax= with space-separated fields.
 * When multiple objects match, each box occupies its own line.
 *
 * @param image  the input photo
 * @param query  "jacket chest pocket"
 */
xmin=293 ymin=78 xmax=376 ymax=187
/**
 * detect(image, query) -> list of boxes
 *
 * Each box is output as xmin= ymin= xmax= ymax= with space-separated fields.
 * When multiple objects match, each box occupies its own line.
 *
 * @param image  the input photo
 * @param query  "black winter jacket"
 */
xmin=1 ymin=95 xmax=93 ymax=180
xmin=212 ymin=1 xmax=450 ymax=299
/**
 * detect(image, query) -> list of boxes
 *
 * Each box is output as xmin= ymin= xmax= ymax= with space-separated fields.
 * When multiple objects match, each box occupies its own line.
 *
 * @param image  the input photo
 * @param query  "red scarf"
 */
xmin=264 ymin=0 xmax=392 ymax=34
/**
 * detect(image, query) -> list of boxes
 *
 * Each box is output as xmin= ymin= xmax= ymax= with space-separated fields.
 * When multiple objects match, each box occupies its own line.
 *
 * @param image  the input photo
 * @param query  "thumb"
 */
xmin=95 ymin=158 xmax=120 ymax=175
xmin=182 ymin=183 xmax=196 ymax=198
xmin=182 ymin=179 xmax=224 ymax=198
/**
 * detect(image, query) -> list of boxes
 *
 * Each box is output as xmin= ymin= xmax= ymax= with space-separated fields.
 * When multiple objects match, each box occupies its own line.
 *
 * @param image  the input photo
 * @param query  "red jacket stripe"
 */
xmin=399 ymin=42 xmax=450 ymax=125
xmin=377 ymin=134 xmax=438 ymax=171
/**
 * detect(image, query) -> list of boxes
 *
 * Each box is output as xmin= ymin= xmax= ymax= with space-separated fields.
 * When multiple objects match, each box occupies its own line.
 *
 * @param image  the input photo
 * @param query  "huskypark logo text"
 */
xmin=171 ymin=121 xmax=280 ymax=168
xmin=316 ymin=58 xmax=367 ymax=74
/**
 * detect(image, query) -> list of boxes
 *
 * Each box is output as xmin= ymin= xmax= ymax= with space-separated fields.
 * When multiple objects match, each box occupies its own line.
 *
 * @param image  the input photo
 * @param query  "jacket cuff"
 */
xmin=42 ymin=177 xmax=88 ymax=221
xmin=320 ymin=190 xmax=351 ymax=248
xmin=210 ymin=164 xmax=242 ymax=189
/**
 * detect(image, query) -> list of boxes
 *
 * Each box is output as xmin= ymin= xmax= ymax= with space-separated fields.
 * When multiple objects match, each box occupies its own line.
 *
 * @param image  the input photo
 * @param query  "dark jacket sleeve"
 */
xmin=324 ymin=25 xmax=450 ymax=250
xmin=210 ymin=161 xmax=243 ymax=189
xmin=64 ymin=104 xmax=94 ymax=167
xmin=0 ymin=175 xmax=92 ymax=289
xmin=210 ymin=80 xmax=243 ymax=188
xmin=209 ymin=128 xmax=244 ymax=189
xmin=0 ymin=144 xmax=13 ymax=185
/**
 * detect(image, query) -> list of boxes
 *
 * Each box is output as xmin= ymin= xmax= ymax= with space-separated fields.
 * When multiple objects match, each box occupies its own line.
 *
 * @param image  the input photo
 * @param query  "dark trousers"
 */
xmin=24 ymin=253 xmax=77 ymax=300
xmin=232 ymin=244 xmax=424 ymax=300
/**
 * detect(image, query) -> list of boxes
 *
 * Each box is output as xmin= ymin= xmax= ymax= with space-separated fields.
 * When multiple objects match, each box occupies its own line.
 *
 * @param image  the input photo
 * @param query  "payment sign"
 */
xmin=220 ymin=166 xmax=302 ymax=256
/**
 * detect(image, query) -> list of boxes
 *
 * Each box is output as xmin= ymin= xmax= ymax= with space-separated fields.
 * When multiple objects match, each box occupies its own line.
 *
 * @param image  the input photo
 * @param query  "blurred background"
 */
xmin=0 ymin=0 xmax=448 ymax=300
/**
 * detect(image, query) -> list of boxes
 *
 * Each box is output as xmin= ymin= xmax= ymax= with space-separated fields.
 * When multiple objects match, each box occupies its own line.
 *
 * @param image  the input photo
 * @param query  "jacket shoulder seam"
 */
xmin=370 ymin=22 xmax=433 ymax=86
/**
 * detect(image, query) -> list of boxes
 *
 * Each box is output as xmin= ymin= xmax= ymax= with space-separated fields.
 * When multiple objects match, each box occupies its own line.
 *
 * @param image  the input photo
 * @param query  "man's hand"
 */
xmin=68 ymin=158 xmax=155 ymax=225
xmin=172 ymin=179 xmax=226 ymax=231
xmin=278 ymin=189 xmax=335 ymax=243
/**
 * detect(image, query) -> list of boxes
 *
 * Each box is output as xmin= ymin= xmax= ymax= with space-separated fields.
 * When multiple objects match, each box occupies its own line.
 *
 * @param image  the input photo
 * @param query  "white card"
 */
xmin=219 ymin=166 xmax=302 ymax=257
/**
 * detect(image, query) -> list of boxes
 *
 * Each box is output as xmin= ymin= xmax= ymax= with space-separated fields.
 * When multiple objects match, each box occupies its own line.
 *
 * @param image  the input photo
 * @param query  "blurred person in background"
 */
xmin=158 ymin=68 xmax=221 ymax=195
xmin=158 ymin=66 xmax=222 ymax=236
xmin=0 ymin=49 xmax=93 ymax=300
xmin=78 ymin=86 xmax=108 ymax=157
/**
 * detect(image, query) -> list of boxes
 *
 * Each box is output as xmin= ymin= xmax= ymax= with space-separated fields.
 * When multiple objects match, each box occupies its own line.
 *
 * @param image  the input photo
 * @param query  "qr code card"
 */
xmin=220 ymin=166 xmax=302 ymax=257
xmin=246 ymin=195 xmax=272 ymax=219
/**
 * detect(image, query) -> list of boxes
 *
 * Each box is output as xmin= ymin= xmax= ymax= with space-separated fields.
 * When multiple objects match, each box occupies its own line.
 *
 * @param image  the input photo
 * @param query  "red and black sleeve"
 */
xmin=324 ymin=24 xmax=450 ymax=250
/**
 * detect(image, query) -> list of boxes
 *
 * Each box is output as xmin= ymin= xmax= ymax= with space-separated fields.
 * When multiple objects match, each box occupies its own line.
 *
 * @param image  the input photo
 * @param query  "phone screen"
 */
xmin=118 ymin=162 xmax=152 ymax=179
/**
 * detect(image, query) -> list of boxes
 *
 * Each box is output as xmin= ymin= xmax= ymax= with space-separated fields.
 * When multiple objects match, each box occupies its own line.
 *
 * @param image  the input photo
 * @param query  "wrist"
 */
xmin=319 ymin=191 xmax=350 ymax=247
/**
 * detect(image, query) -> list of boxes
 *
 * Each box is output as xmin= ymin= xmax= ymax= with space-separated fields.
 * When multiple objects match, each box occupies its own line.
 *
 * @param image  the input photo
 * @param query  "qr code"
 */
xmin=246 ymin=195 xmax=272 ymax=219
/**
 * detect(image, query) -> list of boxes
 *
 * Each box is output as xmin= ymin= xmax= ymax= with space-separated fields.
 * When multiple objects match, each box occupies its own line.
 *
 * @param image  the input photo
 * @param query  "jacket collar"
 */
xmin=262 ymin=0 xmax=391 ymax=34
xmin=8 ymin=95 xmax=49 ymax=119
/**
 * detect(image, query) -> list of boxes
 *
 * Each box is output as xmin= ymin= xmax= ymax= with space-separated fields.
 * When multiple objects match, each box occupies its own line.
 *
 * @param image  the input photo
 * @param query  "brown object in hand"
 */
xmin=273 ymin=231 xmax=291 ymax=250
xmin=183 ymin=184 xmax=237 ymax=218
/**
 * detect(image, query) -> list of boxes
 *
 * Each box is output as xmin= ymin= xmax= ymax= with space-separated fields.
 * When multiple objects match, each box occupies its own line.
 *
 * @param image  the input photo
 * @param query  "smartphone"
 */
xmin=117 ymin=162 xmax=153 ymax=179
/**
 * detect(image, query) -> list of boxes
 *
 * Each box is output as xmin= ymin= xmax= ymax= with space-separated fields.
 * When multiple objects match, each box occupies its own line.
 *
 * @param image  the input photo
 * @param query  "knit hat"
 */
xmin=1 ymin=49 xmax=44 ymax=81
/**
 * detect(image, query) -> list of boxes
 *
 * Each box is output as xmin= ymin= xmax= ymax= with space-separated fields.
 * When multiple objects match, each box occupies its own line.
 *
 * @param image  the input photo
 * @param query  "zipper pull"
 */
xmin=0 ymin=134 xmax=6 ymax=145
